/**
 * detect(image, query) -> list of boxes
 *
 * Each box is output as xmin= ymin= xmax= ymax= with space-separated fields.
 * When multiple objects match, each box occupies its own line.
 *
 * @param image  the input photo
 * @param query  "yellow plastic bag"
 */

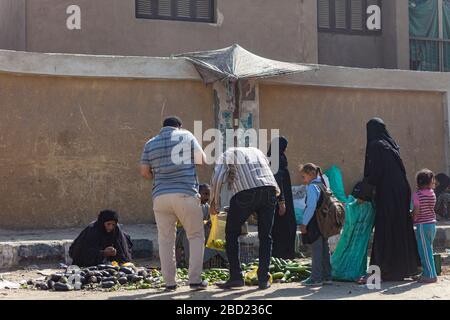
xmin=244 ymin=267 xmax=273 ymax=286
xmin=206 ymin=213 xmax=227 ymax=251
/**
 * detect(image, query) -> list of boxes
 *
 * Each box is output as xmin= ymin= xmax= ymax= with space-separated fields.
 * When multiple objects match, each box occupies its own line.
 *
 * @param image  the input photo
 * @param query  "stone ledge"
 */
xmin=2 ymin=224 xmax=450 ymax=270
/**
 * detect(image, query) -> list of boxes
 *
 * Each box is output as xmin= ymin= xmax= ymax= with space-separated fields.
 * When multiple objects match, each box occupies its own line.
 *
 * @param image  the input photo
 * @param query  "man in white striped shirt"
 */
xmin=210 ymin=147 xmax=280 ymax=290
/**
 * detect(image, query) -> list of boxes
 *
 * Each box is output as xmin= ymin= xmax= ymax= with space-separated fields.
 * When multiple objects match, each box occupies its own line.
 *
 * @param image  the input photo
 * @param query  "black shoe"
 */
xmin=190 ymin=280 xmax=208 ymax=291
xmin=216 ymin=279 xmax=245 ymax=289
xmin=258 ymin=281 xmax=271 ymax=290
xmin=164 ymin=284 xmax=178 ymax=292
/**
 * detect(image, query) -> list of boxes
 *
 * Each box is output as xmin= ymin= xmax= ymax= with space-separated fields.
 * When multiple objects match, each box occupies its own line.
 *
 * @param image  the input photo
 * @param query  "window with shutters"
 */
xmin=136 ymin=0 xmax=215 ymax=23
xmin=317 ymin=0 xmax=382 ymax=34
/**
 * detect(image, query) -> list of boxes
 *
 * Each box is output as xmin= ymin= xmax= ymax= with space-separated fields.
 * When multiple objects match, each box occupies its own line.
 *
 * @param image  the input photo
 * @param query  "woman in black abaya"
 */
xmin=363 ymin=118 xmax=420 ymax=281
xmin=69 ymin=210 xmax=133 ymax=267
xmin=268 ymin=137 xmax=297 ymax=259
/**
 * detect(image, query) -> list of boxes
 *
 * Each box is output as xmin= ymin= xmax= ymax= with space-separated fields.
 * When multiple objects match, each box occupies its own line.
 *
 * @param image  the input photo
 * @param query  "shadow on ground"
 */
xmin=106 ymin=280 xmax=424 ymax=300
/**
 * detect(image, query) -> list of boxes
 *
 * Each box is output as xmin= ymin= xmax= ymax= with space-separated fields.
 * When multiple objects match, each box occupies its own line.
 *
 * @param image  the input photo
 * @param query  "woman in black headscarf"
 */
xmin=69 ymin=210 xmax=133 ymax=267
xmin=435 ymin=173 xmax=450 ymax=219
xmin=435 ymin=173 xmax=450 ymax=198
xmin=268 ymin=137 xmax=297 ymax=259
xmin=362 ymin=118 xmax=420 ymax=281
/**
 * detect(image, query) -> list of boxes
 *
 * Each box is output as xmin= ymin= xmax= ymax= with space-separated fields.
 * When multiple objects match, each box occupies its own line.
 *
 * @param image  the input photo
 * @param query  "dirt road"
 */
xmin=1 ymin=272 xmax=450 ymax=300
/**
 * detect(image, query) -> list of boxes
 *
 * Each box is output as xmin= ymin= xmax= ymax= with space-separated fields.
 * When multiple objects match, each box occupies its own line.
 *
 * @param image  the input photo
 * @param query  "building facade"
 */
xmin=0 ymin=0 xmax=318 ymax=63
xmin=1 ymin=0 xmax=449 ymax=72
xmin=317 ymin=0 xmax=410 ymax=69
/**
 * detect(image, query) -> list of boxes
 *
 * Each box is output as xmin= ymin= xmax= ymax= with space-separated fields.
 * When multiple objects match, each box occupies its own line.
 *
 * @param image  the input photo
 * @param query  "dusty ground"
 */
xmin=1 ymin=277 xmax=450 ymax=300
xmin=2 ymin=256 xmax=450 ymax=300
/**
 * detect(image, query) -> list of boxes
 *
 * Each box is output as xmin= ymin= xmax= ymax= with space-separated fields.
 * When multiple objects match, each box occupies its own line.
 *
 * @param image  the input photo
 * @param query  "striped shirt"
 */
xmin=210 ymin=147 xmax=280 ymax=211
xmin=140 ymin=127 xmax=204 ymax=199
xmin=413 ymin=189 xmax=437 ymax=225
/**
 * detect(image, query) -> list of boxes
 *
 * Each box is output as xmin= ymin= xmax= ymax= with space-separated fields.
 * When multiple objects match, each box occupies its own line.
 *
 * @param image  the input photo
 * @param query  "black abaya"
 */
xmin=364 ymin=118 xmax=420 ymax=281
xmin=69 ymin=210 xmax=133 ymax=267
xmin=269 ymin=137 xmax=297 ymax=259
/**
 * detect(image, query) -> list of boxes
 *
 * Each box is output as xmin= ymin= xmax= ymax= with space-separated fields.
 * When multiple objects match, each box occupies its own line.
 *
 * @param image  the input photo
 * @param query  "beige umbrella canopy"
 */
xmin=176 ymin=44 xmax=316 ymax=84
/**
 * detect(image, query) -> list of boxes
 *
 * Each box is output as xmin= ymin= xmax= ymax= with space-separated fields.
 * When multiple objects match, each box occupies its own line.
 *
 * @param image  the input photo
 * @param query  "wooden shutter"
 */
xmin=351 ymin=0 xmax=363 ymax=30
xmin=136 ymin=0 xmax=153 ymax=16
xmin=196 ymin=0 xmax=211 ymax=20
xmin=158 ymin=0 xmax=172 ymax=17
xmin=318 ymin=0 xmax=330 ymax=28
xmin=335 ymin=0 xmax=347 ymax=29
xmin=366 ymin=0 xmax=380 ymax=8
xmin=136 ymin=0 xmax=214 ymax=22
xmin=177 ymin=0 xmax=191 ymax=18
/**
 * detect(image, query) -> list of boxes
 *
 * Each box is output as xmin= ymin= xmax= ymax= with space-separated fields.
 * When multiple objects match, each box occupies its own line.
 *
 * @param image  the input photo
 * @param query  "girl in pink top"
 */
xmin=412 ymin=169 xmax=437 ymax=283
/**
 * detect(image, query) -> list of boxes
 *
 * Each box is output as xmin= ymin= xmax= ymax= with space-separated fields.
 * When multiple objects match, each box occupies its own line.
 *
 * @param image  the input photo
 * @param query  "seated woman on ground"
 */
xmin=69 ymin=210 xmax=133 ymax=267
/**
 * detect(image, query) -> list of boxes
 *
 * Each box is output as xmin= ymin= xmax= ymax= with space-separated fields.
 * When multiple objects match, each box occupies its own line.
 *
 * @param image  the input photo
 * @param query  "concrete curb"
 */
xmin=2 ymin=224 xmax=450 ymax=270
xmin=0 ymin=239 xmax=153 ymax=270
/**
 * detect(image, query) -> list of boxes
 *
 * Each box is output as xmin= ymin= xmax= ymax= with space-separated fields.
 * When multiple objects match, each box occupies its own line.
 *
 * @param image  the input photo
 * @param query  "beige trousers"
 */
xmin=153 ymin=193 xmax=205 ymax=286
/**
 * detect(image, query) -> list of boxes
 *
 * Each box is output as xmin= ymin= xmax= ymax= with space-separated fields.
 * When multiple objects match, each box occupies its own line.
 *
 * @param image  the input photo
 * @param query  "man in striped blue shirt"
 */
xmin=210 ymin=147 xmax=280 ymax=290
xmin=140 ymin=116 xmax=208 ymax=292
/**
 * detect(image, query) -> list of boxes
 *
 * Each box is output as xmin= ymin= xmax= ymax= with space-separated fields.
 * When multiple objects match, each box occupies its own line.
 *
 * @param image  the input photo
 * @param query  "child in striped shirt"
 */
xmin=412 ymin=169 xmax=438 ymax=283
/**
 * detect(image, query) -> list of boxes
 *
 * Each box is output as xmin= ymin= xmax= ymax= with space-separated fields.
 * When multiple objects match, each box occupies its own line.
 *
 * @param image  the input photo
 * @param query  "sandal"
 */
xmin=357 ymin=275 xmax=368 ymax=285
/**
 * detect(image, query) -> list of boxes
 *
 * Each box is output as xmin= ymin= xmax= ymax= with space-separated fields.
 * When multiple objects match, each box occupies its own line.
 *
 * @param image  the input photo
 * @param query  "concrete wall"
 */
xmin=0 ymin=0 xmax=26 ymax=51
xmin=21 ymin=0 xmax=317 ymax=63
xmin=381 ymin=0 xmax=410 ymax=70
xmin=318 ymin=0 xmax=410 ymax=69
xmin=318 ymin=33 xmax=384 ymax=68
xmin=259 ymin=84 xmax=447 ymax=192
xmin=0 ymin=74 xmax=214 ymax=229
xmin=0 ymin=50 xmax=449 ymax=230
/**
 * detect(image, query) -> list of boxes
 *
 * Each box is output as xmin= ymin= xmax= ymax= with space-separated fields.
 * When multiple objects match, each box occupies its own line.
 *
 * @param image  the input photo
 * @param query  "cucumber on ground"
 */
xmin=271 ymin=272 xmax=284 ymax=280
xmin=285 ymin=266 xmax=307 ymax=273
xmin=283 ymin=270 xmax=292 ymax=281
xmin=209 ymin=268 xmax=229 ymax=273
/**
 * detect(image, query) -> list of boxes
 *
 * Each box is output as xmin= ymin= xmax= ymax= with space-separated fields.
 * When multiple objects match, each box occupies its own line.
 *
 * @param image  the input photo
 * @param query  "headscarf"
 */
xmin=268 ymin=136 xmax=288 ymax=171
xmin=96 ymin=210 xmax=119 ymax=229
xmin=94 ymin=210 xmax=120 ymax=249
xmin=366 ymin=118 xmax=399 ymax=150
xmin=435 ymin=173 xmax=450 ymax=197
xmin=364 ymin=118 xmax=405 ymax=176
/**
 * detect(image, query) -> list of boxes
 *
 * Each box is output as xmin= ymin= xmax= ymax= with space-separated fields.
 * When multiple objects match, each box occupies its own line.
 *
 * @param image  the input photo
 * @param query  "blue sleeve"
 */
xmin=140 ymin=143 xmax=151 ymax=165
xmin=302 ymin=184 xmax=320 ymax=226
xmin=141 ymin=147 xmax=150 ymax=164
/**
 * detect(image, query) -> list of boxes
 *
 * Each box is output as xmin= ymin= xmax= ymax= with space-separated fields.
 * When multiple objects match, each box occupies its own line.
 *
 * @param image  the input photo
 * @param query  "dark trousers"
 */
xmin=225 ymin=186 xmax=277 ymax=282
xmin=310 ymin=236 xmax=332 ymax=282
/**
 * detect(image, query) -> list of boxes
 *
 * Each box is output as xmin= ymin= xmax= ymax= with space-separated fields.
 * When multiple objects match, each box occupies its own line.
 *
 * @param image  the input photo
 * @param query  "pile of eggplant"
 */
xmin=28 ymin=258 xmax=312 ymax=292
xmin=32 ymin=264 xmax=165 ymax=291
